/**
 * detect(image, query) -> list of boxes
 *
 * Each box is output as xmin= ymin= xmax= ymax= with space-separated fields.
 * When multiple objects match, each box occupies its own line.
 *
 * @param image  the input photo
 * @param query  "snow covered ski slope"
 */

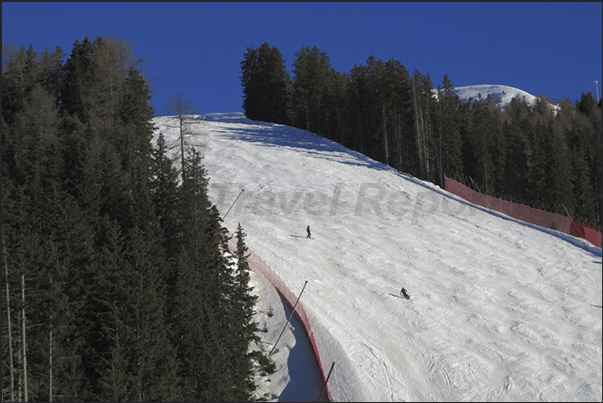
xmin=153 ymin=113 xmax=602 ymax=402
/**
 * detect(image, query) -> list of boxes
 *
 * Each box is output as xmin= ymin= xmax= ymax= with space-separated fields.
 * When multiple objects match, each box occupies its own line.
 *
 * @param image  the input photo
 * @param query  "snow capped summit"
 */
xmin=448 ymin=84 xmax=560 ymax=114
xmin=454 ymin=84 xmax=538 ymax=105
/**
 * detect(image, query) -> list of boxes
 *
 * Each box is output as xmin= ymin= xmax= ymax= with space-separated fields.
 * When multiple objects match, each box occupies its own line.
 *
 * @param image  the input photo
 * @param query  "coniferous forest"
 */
xmin=241 ymin=42 xmax=602 ymax=230
xmin=2 ymin=37 xmax=267 ymax=402
xmin=2 ymin=35 xmax=602 ymax=402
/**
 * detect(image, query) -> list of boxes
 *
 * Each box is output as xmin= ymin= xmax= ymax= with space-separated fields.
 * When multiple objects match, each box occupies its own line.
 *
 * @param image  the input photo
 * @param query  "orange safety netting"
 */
xmin=227 ymin=235 xmax=333 ymax=402
xmin=444 ymin=176 xmax=602 ymax=248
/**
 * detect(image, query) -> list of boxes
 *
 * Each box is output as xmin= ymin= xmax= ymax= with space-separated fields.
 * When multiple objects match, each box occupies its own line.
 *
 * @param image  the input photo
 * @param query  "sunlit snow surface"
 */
xmin=453 ymin=84 xmax=539 ymax=106
xmin=437 ymin=84 xmax=561 ymax=114
xmin=153 ymin=112 xmax=601 ymax=402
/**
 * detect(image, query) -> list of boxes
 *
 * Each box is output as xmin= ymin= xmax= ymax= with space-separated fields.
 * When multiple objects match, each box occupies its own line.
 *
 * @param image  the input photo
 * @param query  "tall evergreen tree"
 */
xmin=291 ymin=45 xmax=332 ymax=134
xmin=437 ymin=75 xmax=464 ymax=183
xmin=150 ymin=132 xmax=181 ymax=259
xmin=347 ymin=62 xmax=371 ymax=155
xmin=230 ymin=223 xmax=260 ymax=401
xmin=325 ymin=70 xmax=350 ymax=146
xmin=5 ymin=36 xmax=268 ymax=401
xmin=59 ymin=37 xmax=97 ymax=122
xmin=411 ymin=69 xmax=436 ymax=181
xmin=576 ymin=92 xmax=602 ymax=227
xmin=383 ymin=58 xmax=413 ymax=173
xmin=240 ymin=42 xmax=291 ymax=124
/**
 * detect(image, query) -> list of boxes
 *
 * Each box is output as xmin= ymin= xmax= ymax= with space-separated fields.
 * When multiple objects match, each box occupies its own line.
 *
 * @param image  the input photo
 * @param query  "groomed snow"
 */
xmin=153 ymin=112 xmax=601 ymax=402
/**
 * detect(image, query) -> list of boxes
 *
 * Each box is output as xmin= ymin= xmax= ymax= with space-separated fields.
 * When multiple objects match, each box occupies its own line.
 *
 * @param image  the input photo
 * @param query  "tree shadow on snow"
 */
xmin=219 ymin=122 xmax=391 ymax=174
xmin=276 ymin=293 xmax=330 ymax=402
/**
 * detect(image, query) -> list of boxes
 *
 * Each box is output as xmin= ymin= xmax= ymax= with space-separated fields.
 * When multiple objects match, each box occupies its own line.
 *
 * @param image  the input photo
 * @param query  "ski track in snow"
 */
xmin=153 ymin=113 xmax=602 ymax=402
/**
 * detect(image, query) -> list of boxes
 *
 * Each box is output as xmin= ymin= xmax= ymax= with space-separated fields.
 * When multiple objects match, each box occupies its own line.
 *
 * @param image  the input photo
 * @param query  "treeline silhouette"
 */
xmin=240 ymin=42 xmax=602 ymax=229
xmin=2 ymin=36 xmax=270 ymax=402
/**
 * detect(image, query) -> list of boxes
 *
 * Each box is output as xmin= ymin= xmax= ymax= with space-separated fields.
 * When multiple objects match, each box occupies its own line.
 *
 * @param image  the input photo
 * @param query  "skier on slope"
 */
xmin=306 ymin=225 xmax=311 ymax=238
xmin=400 ymin=287 xmax=410 ymax=299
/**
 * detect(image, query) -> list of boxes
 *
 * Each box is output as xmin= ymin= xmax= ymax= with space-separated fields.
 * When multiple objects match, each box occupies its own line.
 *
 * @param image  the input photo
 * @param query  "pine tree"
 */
xmin=564 ymin=108 xmax=598 ymax=225
xmin=460 ymin=94 xmax=500 ymax=193
xmin=115 ymin=66 xmax=156 ymax=182
xmin=364 ymin=56 xmax=387 ymax=164
xmin=38 ymin=46 xmax=65 ymax=109
xmin=150 ymin=132 xmax=181 ymax=258
xmin=60 ymin=37 xmax=97 ymax=122
xmin=411 ymin=70 xmax=436 ymax=181
xmin=124 ymin=225 xmax=181 ymax=402
xmin=169 ymin=148 xmax=232 ymax=401
xmin=240 ymin=42 xmax=291 ymax=124
xmin=323 ymin=70 xmax=350 ymax=146
xmin=171 ymin=246 xmax=225 ymax=402
xmin=291 ymin=45 xmax=333 ymax=134
xmin=501 ymin=119 xmax=529 ymax=201
xmin=437 ymin=75 xmax=464 ymax=183
xmin=576 ymin=92 xmax=602 ymax=227
xmin=230 ymin=223 xmax=260 ymax=401
xmin=346 ymin=62 xmax=370 ymax=155
xmin=383 ymin=58 xmax=413 ymax=173
xmin=527 ymin=121 xmax=573 ymax=212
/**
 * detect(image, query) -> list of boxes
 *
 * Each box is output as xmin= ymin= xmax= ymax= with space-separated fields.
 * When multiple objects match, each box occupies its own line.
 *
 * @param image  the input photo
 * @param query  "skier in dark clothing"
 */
xmin=306 ymin=225 xmax=311 ymax=238
xmin=400 ymin=287 xmax=410 ymax=299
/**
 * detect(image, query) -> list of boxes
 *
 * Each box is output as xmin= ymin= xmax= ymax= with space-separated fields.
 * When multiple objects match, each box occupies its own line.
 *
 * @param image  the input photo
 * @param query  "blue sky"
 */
xmin=3 ymin=2 xmax=602 ymax=116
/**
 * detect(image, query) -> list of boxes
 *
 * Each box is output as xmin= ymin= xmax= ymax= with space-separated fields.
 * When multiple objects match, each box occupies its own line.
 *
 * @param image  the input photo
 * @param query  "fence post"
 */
xmin=318 ymin=362 xmax=335 ymax=402
xmin=270 ymin=280 xmax=308 ymax=356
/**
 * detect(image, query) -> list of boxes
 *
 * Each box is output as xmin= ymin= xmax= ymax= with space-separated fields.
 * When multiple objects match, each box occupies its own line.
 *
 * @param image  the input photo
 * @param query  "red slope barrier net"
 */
xmin=444 ymin=176 xmax=602 ymax=248
xmin=227 ymin=235 xmax=333 ymax=402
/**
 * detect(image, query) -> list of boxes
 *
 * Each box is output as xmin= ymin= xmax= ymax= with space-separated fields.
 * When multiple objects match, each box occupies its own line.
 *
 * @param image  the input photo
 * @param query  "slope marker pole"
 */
xmin=270 ymin=280 xmax=308 ymax=356
xmin=223 ymin=188 xmax=244 ymax=220
xmin=318 ymin=362 xmax=335 ymax=402
xmin=468 ymin=175 xmax=490 ymax=210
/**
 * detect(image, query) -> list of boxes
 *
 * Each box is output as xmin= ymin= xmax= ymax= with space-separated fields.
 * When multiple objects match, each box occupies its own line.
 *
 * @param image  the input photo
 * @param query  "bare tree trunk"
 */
xmin=165 ymin=93 xmax=196 ymax=179
xmin=4 ymin=240 xmax=15 ymax=402
xmin=394 ymin=97 xmax=401 ymax=170
xmin=325 ymin=106 xmax=329 ymax=136
xmin=180 ymin=109 xmax=185 ymax=177
xmin=438 ymin=99 xmax=443 ymax=188
xmin=21 ymin=274 xmax=28 ymax=402
xmin=412 ymin=77 xmax=425 ymax=180
xmin=49 ymin=316 xmax=53 ymax=402
xmin=422 ymin=98 xmax=433 ymax=182
xmin=382 ymin=104 xmax=389 ymax=166
xmin=357 ymin=115 xmax=364 ymax=155
xmin=305 ymin=107 xmax=310 ymax=132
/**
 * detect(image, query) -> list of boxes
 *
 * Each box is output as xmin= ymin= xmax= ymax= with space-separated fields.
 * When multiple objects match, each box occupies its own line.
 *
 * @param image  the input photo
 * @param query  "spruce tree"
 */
xmin=383 ymin=58 xmax=413 ymax=173
xmin=240 ymin=42 xmax=291 ymax=124
xmin=124 ymin=225 xmax=181 ymax=402
xmin=150 ymin=132 xmax=181 ymax=258
xmin=60 ymin=37 xmax=97 ymax=122
xmin=438 ymin=75 xmax=464 ymax=182
xmin=230 ymin=223 xmax=260 ymax=401
xmin=291 ymin=45 xmax=333 ymax=134
xmin=323 ymin=69 xmax=350 ymax=145
xmin=411 ymin=69 xmax=437 ymax=181
xmin=347 ymin=63 xmax=370 ymax=155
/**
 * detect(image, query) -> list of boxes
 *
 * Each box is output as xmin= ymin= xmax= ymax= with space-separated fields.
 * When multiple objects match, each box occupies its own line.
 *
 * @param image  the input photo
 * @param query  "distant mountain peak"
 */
xmin=444 ymin=84 xmax=559 ymax=113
